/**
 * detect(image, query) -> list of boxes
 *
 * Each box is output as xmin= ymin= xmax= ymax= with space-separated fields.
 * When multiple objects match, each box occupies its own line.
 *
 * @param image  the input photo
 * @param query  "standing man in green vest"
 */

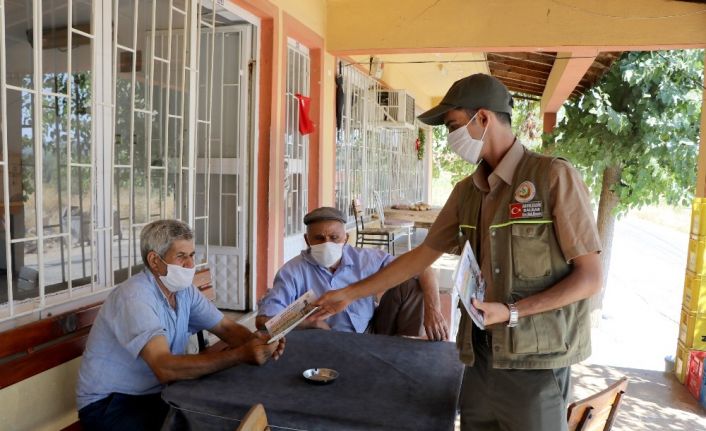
xmin=313 ymin=74 xmax=602 ymax=431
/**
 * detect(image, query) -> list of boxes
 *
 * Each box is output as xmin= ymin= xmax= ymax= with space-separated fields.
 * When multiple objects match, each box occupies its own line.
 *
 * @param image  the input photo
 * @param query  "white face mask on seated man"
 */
xmin=158 ymin=256 xmax=196 ymax=292
xmin=309 ymin=241 xmax=344 ymax=268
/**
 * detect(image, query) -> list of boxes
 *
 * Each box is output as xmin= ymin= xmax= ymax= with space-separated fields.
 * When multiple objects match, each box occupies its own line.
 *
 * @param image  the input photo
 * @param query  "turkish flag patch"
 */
xmin=509 ymin=203 xmax=523 ymax=219
xmin=509 ymin=201 xmax=543 ymax=219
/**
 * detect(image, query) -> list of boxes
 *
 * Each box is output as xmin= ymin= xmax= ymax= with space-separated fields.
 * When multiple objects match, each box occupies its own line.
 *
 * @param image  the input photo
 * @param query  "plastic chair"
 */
xmin=372 ymin=191 xmax=413 ymax=251
xmin=236 ymin=403 xmax=270 ymax=431
xmin=351 ymin=198 xmax=405 ymax=255
xmin=567 ymin=377 xmax=628 ymax=431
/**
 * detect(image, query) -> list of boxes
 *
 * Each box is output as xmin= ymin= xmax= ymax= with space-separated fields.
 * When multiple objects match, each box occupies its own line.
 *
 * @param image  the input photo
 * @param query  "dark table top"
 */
xmin=162 ymin=329 xmax=463 ymax=431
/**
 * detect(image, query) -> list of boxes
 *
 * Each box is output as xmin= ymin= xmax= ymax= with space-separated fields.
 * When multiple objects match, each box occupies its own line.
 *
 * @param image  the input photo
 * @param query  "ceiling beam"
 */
xmin=541 ymin=50 xmax=598 ymax=114
xmin=327 ymin=0 xmax=706 ymax=54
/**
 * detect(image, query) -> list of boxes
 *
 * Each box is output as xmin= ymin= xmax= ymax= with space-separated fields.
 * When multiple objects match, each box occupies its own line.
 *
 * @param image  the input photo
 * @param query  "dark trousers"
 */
xmin=368 ymin=277 xmax=425 ymax=337
xmin=79 ymin=392 xmax=169 ymax=431
xmin=459 ymin=326 xmax=571 ymax=431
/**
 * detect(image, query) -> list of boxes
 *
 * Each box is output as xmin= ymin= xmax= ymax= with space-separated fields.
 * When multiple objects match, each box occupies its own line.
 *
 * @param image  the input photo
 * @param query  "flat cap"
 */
xmin=303 ymin=206 xmax=346 ymax=225
xmin=418 ymin=73 xmax=513 ymax=126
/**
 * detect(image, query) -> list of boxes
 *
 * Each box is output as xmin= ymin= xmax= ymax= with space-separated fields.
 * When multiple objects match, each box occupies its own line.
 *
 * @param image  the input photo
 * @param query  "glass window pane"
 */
xmin=134 ymin=0 xmax=153 ymax=111
xmin=114 ymin=52 xmax=132 ymax=166
xmin=42 ymin=95 xmax=69 ymax=236
xmin=194 ymin=217 xmax=206 ymax=265
xmin=116 ymin=0 xmax=136 ymax=49
xmin=6 ymin=89 xmax=37 ymax=237
xmin=42 ymin=0 xmax=70 ymax=95
xmin=150 ymin=169 xmax=164 ymax=220
xmin=0 ymin=168 xmax=7 ymax=305
xmin=43 ymin=236 xmax=69 ymax=293
xmin=197 ymin=31 xmax=212 ymax=122
xmin=71 ymin=34 xmax=93 ymax=165
xmin=133 ymin=111 xmax=148 ymax=224
xmin=73 ymin=0 xmax=93 ymax=35
xmin=11 ymin=240 xmax=39 ymax=301
xmin=151 ymin=60 xmax=166 ymax=163
xmin=5 ymin=1 xmax=34 ymax=89
xmin=70 ymin=236 xmax=93 ymax=287
xmin=112 ymin=167 xmax=130 ymax=281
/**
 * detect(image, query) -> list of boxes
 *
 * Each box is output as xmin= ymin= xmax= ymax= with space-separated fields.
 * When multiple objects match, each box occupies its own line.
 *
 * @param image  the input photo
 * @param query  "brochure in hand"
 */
xmin=265 ymin=290 xmax=320 ymax=344
xmin=452 ymin=240 xmax=486 ymax=330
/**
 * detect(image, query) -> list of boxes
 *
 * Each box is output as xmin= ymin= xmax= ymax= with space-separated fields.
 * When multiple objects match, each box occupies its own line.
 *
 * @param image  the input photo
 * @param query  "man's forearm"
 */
xmin=140 ymin=336 xmax=252 ymax=383
xmin=418 ymin=266 xmax=441 ymax=311
xmin=145 ymin=342 xmax=250 ymax=383
xmin=209 ymin=318 xmax=256 ymax=346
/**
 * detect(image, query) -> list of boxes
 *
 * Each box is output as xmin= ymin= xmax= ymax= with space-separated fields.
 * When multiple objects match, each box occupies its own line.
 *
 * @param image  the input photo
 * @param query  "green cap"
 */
xmin=418 ymin=74 xmax=513 ymax=126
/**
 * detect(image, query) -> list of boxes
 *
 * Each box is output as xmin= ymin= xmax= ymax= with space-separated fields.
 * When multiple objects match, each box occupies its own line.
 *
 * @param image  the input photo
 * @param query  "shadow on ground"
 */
xmin=572 ymin=363 xmax=705 ymax=430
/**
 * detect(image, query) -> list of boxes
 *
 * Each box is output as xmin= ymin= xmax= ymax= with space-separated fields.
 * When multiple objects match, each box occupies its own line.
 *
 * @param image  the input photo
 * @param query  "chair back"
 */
xmin=236 ymin=403 xmax=269 ymax=431
xmin=567 ymin=377 xmax=628 ymax=431
xmin=351 ymin=198 xmax=366 ymax=231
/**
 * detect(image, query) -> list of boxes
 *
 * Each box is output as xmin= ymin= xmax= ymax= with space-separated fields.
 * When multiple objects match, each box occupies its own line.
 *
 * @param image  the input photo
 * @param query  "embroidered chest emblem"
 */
xmin=509 ymin=201 xmax=543 ymax=219
xmin=514 ymin=181 xmax=536 ymax=203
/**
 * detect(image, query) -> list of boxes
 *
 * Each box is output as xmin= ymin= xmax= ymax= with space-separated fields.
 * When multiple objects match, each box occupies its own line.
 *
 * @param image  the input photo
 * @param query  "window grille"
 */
xmin=283 ymin=38 xmax=309 ymax=238
xmin=0 ymin=0 xmax=236 ymax=324
xmin=334 ymin=62 xmax=424 ymax=222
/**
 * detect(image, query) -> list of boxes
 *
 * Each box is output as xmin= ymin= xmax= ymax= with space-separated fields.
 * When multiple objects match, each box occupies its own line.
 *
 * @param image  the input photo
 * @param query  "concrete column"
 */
xmin=543 ymin=112 xmax=557 ymax=134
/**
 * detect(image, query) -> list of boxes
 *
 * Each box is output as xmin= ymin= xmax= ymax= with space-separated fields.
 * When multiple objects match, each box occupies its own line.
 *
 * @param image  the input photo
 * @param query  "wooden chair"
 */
xmin=351 ymin=198 xmax=405 ymax=255
xmin=567 ymin=377 xmax=628 ymax=431
xmin=236 ymin=403 xmax=270 ymax=431
xmin=372 ymin=191 xmax=413 ymax=251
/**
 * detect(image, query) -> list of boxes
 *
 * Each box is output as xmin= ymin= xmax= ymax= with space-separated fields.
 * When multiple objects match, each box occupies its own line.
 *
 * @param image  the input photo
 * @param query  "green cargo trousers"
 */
xmin=460 ymin=328 xmax=571 ymax=431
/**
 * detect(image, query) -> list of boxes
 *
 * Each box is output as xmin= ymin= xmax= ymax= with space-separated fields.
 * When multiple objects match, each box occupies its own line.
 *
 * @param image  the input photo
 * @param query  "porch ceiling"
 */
xmin=487 ymin=51 xmax=621 ymax=99
xmin=329 ymin=0 xmax=704 ymax=116
xmin=348 ymin=51 xmax=620 ymax=113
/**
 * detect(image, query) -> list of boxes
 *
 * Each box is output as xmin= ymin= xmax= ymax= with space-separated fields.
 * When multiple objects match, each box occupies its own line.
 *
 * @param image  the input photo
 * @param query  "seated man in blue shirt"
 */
xmin=256 ymin=207 xmax=447 ymax=340
xmin=77 ymin=219 xmax=285 ymax=431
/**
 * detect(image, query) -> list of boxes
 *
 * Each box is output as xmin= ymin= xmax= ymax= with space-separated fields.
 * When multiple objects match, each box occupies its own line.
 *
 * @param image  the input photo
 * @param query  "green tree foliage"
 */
xmin=545 ymin=49 xmax=703 ymax=318
xmin=545 ymin=50 xmax=704 ymax=215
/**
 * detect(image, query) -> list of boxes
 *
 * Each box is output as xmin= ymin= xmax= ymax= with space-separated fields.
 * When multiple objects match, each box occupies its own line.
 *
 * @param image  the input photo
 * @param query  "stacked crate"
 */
xmin=677 ymin=198 xmax=706 ymax=408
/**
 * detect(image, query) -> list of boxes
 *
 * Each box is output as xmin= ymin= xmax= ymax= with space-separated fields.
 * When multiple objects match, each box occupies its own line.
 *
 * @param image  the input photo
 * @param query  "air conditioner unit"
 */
xmin=377 ymin=90 xmax=416 ymax=129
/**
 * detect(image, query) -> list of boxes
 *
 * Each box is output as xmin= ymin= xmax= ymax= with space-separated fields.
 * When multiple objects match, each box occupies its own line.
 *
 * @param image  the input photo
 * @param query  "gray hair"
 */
xmin=140 ymin=219 xmax=193 ymax=266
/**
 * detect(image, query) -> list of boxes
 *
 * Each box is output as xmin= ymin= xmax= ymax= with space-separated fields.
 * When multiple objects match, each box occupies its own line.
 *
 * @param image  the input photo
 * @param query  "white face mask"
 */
xmin=157 ymin=256 xmax=196 ymax=292
xmin=309 ymin=242 xmax=344 ymax=268
xmin=447 ymin=113 xmax=487 ymax=164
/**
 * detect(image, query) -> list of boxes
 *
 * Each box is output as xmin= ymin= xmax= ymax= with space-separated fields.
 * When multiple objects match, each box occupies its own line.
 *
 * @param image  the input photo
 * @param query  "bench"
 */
xmin=0 ymin=268 xmax=214 ymax=430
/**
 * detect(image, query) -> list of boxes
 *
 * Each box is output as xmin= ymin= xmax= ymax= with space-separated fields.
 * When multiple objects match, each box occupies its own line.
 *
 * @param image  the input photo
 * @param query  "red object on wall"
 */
xmin=295 ymin=93 xmax=315 ymax=135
